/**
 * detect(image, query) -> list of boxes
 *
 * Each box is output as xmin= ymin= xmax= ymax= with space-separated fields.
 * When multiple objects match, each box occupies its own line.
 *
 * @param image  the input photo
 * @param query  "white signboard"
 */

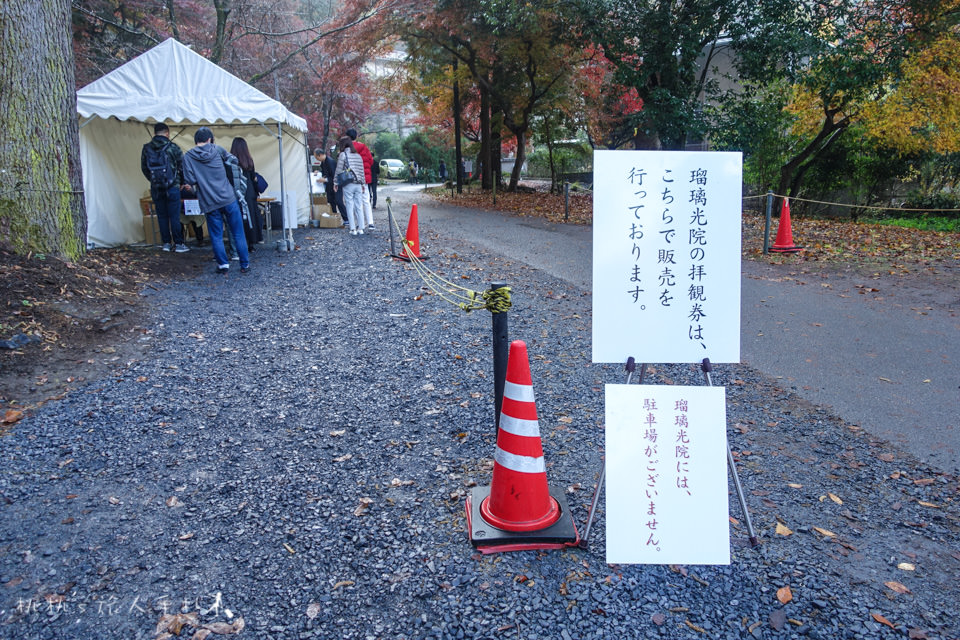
xmin=182 ymin=199 xmax=201 ymax=216
xmin=606 ymin=384 xmax=730 ymax=565
xmin=592 ymin=151 xmax=742 ymax=363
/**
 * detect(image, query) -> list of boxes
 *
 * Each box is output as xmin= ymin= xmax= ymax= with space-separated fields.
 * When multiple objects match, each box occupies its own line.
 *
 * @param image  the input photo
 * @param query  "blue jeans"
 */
xmin=206 ymin=200 xmax=249 ymax=269
xmin=151 ymin=184 xmax=184 ymax=245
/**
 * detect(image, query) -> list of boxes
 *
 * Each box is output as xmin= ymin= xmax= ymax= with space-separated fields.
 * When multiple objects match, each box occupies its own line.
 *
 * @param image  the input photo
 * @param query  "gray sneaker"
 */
xmin=162 ymin=243 xmax=172 ymax=252
xmin=174 ymin=243 xmax=189 ymax=253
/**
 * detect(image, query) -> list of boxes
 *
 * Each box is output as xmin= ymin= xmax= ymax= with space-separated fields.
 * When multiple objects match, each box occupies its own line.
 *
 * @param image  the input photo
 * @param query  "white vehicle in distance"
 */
xmin=379 ymin=158 xmax=404 ymax=178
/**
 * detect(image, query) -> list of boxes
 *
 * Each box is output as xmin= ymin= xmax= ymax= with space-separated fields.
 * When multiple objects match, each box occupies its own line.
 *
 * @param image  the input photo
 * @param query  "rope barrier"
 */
xmin=744 ymin=192 xmax=960 ymax=213
xmin=390 ymin=209 xmax=512 ymax=314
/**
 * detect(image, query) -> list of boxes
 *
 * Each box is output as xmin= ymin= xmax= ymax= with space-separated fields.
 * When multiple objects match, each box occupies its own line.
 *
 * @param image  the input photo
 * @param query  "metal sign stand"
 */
xmin=579 ymin=357 xmax=759 ymax=550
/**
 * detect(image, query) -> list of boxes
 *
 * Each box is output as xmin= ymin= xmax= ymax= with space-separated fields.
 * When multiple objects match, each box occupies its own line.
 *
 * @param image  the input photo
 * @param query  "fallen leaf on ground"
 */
xmin=156 ymin=612 xmax=199 ymax=636
xmin=329 ymin=430 xmax=345 ymax=437
xmin=813 ymin=526 xmax=836 ymax=537
xmin=201 ymin=618 xmax=244 ymax=634
xmin=769 ymin=609 xmax=787 ymax=631
xmin=898 ymin=562 xmax=916 ymax=571
xmin=2 ymin=409 xmax=25 ymax=424
xmin=188 ymin=332 xmax=205 ymax=340
xmin=885 ymin=581 xmax=911 ymax=594
xmin=827 ymin=493 xmax=843 ymax=505
xmin=872 ymin=613 xmax=895 ymax=629
xmin=165 ymin=496 xmax=182 ymax=507
xmin=333 ymin=580 xmax=354 ymax=590
xmin=913 ymin=478 xmax=934 ymax=486
xmin=877 ymin=453 xmax=895 ymax=462
xmin=776 ymin=586 xmax=793 ymax=604
xmin=917 ymin=501 xmax=939 ymax=508
xmin=178 ymin=532 xmax=194 ymax=540
xmin=283 ymin=543 xmax=295 ymax=554
xmin=354 ymin=497 xmax=373 ymax=516
xmin=775 ymin=522 xmax=793 ymax=536
xmin=333 ymin=454 xmax=352 ymax=462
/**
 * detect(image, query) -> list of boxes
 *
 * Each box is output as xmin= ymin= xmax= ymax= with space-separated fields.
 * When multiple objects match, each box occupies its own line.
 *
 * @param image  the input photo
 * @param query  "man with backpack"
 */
xmin=141 ymin=123 xmax=190 ymax=252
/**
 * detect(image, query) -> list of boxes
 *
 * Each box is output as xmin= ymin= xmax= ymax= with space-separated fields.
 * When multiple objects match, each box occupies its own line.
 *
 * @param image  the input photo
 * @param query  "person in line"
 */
xmin=182 ymin=127 xmax=250 ymax=274
xmin=369 ymin=153 xmax=380 ymax=209
xmin=230 ymin=137 xmax=265 ymax=249
xmin=315 ymin=148 xmax=345 ymax=224
xmin=140 ymin=122 xmax=189 ymax=253
xmin=409 ymin=158 xmax=419 ymax=184
xmin=439 ymin=159 xmax=447 ymax=184
xmin=333 ymin=136 xmax=366 ymax=235
xmin=346 ymin=129 xmax=375 ymax=231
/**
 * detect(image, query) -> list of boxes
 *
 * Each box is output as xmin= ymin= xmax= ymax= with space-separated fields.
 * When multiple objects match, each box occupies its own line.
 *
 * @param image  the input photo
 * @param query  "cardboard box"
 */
xmin=311 ymin=204 xmax=333 ymax=220
xmin=317 ymin=211 xmax=342 ymax=228
xmin=311 ymin=193 xmax=328 ymax=205
xmin=140 ymin=197 xmax=155 ymax=218
xmin=143 ymin=214 xmax=161 ymax=245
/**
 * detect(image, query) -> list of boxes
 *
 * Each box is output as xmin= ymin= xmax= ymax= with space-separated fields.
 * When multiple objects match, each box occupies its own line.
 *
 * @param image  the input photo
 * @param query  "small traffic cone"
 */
xmin=399 ymin=204 xmax=422 ymax=261
xmin=770 ymin=197 xmax=804 ymax=253
xmin=466 ymin=340 xmax=579 ymax=553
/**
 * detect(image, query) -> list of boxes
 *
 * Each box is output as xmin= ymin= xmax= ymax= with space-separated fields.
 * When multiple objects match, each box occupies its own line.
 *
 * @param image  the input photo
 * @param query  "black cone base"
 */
xmin=466 ymin=485 xmax=579 ymax=551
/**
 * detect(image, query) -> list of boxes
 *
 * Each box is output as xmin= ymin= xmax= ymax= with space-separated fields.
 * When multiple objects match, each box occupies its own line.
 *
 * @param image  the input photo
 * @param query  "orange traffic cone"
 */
xmin=466 ymin=340 xmax=579 ymax=552
xmin=400 ymin=204 xmax=422 ymax=260
xmin=770 ymin=197 xmax=804 ymax=253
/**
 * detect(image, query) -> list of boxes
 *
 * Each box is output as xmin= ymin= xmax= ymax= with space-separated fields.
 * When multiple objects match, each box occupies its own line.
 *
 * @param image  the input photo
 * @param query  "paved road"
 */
xmin=383 ymin=186 xmax=959 ymax=473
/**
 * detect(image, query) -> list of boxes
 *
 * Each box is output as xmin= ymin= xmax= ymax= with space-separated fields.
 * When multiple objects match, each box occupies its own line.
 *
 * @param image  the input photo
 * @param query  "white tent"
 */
xmin=77 ymin=38 xmax=311 ymax=247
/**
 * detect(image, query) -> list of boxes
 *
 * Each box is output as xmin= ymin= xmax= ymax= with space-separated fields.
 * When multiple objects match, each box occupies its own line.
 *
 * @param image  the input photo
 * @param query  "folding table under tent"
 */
xmin=77 ymin=37 xmax=310 ymax=248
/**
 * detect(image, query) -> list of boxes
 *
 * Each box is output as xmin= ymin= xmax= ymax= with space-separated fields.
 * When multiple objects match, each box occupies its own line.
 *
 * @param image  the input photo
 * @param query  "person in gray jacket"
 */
xmin=182 ymin=127 xmax=250 ymax=274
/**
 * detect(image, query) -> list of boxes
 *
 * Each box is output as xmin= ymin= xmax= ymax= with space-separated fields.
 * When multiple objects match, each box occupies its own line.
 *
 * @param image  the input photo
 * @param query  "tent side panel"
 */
xmin=84 ymin=118 xmax=156 ymax=247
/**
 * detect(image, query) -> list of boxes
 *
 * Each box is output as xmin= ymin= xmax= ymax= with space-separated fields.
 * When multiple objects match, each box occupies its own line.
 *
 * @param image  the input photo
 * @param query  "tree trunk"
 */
xmin=0 ymin=0 xmax=86 ymax=260
xmin=776 ymin=112 xmax=849 ymax=215
xmin=480 ymin=83 xmax=491 ymax=190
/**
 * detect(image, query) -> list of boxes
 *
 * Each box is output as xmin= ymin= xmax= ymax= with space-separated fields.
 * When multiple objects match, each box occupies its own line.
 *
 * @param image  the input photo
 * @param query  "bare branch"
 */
xmin=71 ymin=2 xmax=159 ymax=44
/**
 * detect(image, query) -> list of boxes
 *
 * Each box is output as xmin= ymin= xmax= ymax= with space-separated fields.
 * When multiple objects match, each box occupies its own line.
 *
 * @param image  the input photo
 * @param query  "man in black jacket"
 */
xmin=141 ymin=123 xmax=189 ymax=252
xmin=315 ymin=148 xmax=345 ymax=223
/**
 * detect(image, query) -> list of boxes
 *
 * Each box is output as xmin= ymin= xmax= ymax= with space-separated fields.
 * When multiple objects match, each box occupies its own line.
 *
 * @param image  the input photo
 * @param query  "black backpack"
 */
xmin=145 ymin=142 xmax=175 ymax=190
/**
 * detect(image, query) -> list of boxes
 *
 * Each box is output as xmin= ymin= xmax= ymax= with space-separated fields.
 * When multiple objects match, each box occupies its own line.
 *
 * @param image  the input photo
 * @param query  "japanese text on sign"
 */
xmin=593 ymin=151 xmax=742 ymax=364
xmin=605 ymin=384 xmax=730 ymax=565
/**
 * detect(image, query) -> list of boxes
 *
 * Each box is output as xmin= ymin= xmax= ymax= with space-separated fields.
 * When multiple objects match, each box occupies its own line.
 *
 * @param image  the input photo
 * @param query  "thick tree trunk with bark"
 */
xmin=0 ymin=0 xmax=86 ymax=260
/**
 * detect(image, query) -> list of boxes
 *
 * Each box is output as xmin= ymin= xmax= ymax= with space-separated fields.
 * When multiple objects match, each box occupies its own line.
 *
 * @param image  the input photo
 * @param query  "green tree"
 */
xmin=1 ymin=0 xmax=86 ymax=260
xmin=580 ymin=0 xmax=747 ymax=150
xmin=401 ymin=0 xmax=586 ymax=191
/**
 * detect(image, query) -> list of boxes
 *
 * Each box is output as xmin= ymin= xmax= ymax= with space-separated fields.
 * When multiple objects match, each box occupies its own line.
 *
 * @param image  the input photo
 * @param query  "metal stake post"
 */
xmin=763 ymin=190 xmax=773 ymax=254
xmin=490 ymin=282 xmax=509 ymax=430
xmin=386 ymin=198 xmax=398 ymax=257
xmin=579 ymin=358 xmax=646 ymax=549
xmin=701 ymin=358 xmax=759 ymax=546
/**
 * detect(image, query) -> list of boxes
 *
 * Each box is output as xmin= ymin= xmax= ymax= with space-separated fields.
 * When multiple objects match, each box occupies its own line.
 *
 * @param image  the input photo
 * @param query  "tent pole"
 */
xmin=277 ymin=122 xmax=290 ymax=247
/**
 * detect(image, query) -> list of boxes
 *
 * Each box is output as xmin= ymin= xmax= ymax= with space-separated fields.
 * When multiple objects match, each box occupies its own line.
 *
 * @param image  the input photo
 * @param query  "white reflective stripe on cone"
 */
xmin=494 ymin=447 xmax=546 ymax=474
xmin=504 ymin=380 xmax=535 ymax=403
xmin=498 ymin=413 xmax=541 ymax=438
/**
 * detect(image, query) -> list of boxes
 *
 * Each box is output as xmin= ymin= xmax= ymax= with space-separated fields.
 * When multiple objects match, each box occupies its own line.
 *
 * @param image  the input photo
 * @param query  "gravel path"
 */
xmin=1 ymin=194 xmax=958 ymax=639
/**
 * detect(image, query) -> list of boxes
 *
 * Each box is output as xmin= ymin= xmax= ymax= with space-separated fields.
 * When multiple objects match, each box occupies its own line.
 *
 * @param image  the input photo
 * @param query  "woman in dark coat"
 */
xmin=230 ymin=137 xmax=264 ymax=247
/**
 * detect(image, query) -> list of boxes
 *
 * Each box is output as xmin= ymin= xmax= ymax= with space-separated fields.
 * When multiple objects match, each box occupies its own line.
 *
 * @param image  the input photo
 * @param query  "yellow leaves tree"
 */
xmin=861 ymin=29 xmax=960 ymax=154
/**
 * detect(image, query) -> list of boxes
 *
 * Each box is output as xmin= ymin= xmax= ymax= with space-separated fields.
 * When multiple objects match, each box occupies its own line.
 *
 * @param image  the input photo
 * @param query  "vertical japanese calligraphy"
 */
xmin=593 ymin=151 xmax=742 ymax=364
xmin=605 ymin=384 xmax=730 ymax=565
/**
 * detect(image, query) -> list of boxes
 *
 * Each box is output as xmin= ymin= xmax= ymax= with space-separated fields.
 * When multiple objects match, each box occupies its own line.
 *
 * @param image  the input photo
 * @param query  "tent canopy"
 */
xmin=78 ymin=38 xmax=307 ymax=131
xmin=77 ymin=38 xmax=311 ymax=248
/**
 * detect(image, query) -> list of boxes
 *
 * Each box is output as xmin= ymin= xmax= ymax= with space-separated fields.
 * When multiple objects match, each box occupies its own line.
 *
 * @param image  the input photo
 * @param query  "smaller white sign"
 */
xmin=606 ymin=384 xmax=730 ymax=565
xmin=182 ymin=199 xmax=201 ymax=216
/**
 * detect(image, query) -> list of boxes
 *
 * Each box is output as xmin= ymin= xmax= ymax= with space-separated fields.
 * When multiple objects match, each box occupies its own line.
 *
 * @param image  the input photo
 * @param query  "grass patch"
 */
xmin=864 ymin=216 xmax=960 ymax=233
